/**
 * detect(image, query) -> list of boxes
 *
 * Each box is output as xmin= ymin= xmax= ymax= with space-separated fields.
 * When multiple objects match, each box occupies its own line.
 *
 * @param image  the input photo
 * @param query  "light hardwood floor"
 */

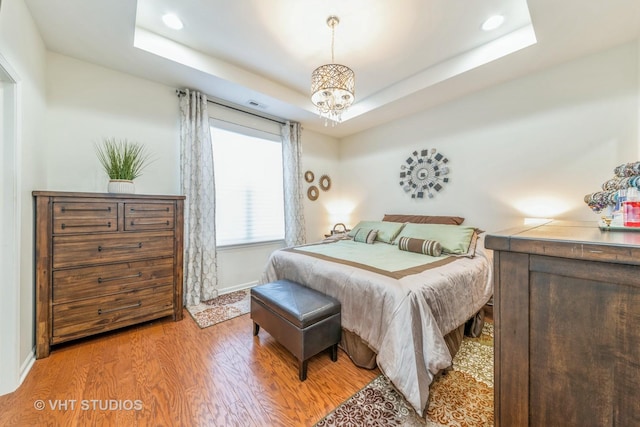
xmin=0 ymin=312 xmax=379 ymax=426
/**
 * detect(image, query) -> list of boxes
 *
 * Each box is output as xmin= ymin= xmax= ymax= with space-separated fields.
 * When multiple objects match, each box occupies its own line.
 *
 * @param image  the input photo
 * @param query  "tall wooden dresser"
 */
xmin=33 ymin=191 xmax=185 ymax=358
xmin=485 ymin=221 xmax=640 ymax=426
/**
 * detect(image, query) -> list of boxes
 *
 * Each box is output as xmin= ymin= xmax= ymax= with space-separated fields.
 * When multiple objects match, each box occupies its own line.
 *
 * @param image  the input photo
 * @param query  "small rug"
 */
xmin=186 ymin=289 xmax=251 ymax=329
xmin=315 ymin=323 xmax=494 ymax=427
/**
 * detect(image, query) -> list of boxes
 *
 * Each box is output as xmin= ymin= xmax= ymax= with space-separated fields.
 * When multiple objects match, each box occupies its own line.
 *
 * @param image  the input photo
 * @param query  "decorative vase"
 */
xmin=107 ymin=179 xmax=135 ymax=194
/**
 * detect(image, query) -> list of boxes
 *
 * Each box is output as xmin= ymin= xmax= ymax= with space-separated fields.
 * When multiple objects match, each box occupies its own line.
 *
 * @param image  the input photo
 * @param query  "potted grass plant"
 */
xmin=95 ymin=138 xmax=153 ymax=194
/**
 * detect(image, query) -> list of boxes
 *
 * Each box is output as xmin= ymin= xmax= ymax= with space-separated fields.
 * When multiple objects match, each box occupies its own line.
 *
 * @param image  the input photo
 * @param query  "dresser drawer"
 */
xmin=53 ymin=202 xmax=118 ymax=234
xmin=124 ymin=202 xmax=175 ymax=231
xmin=52 ymin=231 xmax=174 ymax=268
xmin=52 ymin=284 xmax=174 ymax=343
xmin=52 ymin=258 xmax=174 ymax=303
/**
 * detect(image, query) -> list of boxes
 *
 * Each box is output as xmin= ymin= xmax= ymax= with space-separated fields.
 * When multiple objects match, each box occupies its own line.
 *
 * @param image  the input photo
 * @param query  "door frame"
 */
xmin=0 ymin=52 xmax=22 ymax=396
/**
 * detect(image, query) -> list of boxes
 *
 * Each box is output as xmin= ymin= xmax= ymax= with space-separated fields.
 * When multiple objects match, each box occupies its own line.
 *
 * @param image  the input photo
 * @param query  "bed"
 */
xmin=260 ymin=215 xmax=493 ymax=416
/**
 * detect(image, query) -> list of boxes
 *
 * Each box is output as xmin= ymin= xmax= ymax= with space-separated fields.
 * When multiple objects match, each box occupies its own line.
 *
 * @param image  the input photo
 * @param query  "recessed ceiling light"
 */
xmin=162 ymin=13 xmax=183 ymax=30
xmin=482 ymin=15 xmax=504 ymax=31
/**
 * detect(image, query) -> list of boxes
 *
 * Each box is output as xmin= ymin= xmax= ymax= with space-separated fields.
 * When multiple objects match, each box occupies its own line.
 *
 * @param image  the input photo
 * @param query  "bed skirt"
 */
xmin=339 ymin=308 xmax=485 ymax=370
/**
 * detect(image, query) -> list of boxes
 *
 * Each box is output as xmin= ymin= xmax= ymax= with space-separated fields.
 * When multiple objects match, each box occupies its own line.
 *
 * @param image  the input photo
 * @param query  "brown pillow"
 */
xmin=383 ymin=214 xmax=464 ymax=225
xmin=397 ymin=237 xmax=442 ymax=256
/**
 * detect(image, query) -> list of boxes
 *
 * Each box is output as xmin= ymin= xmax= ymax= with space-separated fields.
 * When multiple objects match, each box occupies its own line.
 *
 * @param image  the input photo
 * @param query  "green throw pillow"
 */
xmin=393 ymin=223 xmax=476 ymax=255
xmin=353 ymin=228 xmax=377 ymax=244
xmin=348 ymin=220 xmax=405 ymax=244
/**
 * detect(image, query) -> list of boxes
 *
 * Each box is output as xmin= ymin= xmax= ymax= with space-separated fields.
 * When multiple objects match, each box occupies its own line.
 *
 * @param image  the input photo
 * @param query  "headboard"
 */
xmin=382 ymin=214 xmax=464 ymax=225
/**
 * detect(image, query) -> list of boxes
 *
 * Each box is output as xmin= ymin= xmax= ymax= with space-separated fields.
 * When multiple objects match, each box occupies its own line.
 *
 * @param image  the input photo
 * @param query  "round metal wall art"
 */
xmin=307 ymin=186 xmax=319 ymax=201
xmin=319 ymin=174 xmax=331 ymax=191
xmin=399 ymin=148 xmax=450 ymax=199
xmin=304 ymin=171 xmax=315 ymax=183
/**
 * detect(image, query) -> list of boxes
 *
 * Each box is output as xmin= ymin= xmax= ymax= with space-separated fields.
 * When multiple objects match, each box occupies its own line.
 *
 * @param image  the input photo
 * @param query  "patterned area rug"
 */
xmin=186 ymin=289 xmax=251 ymax=329
xmin=316 ymin=323 xmax=494 ymax=427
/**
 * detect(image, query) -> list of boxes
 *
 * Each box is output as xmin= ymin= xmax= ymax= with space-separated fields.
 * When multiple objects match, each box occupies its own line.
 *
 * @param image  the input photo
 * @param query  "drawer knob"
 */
xmin=97 ymin=272 xmax=143 ymax=284
xmin=98 ymin=301 xmax=142 ymax=315
xmin=97 ymin=242 xmax=143 ymax=252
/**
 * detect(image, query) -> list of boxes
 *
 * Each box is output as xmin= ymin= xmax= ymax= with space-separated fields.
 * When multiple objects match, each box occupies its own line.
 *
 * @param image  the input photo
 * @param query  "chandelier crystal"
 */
xmin=311 ymin=16 xmax=355 ymax=126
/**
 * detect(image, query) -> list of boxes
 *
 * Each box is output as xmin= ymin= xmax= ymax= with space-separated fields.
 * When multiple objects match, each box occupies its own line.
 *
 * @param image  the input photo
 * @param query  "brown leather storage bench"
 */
xmin=251 ymin=279 xmax=341 ymax=381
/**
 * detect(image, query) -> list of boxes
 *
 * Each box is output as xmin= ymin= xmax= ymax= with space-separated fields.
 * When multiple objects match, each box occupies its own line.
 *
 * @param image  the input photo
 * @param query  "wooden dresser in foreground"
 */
xmin=34 ymin=191 xmax=185 ymax=359
xmin=485 ymin=221 xmax=640 ymax=426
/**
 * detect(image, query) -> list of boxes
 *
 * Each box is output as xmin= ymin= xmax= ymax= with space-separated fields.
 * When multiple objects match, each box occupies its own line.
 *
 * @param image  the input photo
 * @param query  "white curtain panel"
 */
xmin=179 ymin=89 xmax=218 ymax=306
xmin=281 ymin=121 xmax=307 ymax=246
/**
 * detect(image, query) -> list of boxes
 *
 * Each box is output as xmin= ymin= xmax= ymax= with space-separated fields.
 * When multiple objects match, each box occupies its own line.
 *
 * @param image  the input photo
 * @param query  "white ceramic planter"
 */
xmin=107 ymin=179 xmax=135 ymax=194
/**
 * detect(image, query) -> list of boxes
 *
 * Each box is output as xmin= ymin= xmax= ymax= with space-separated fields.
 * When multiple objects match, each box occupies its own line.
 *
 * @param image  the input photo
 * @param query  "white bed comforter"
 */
xmin=260 ymin=234 xmax=493 ymax=416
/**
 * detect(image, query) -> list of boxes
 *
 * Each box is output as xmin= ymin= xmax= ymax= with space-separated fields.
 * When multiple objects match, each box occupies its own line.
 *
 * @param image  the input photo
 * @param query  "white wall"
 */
xmin=637 ymin=40 xmax=640 ymax=158
xmin=300 ymin=128 xmax=341 ymax=241
xmin=339 ymin=41 xmax=640 ymax=232
xmin=0 ymin=0 xmax=47 ymax=395
xmin=45 ymin=53 xmax=181 ymax=194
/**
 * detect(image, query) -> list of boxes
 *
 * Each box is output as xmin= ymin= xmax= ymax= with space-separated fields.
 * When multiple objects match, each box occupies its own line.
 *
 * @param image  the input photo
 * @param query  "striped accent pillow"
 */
xmin=397 ymin=236 xmax=442 ymax=256
xmin=353 ymin=228 xmax=378 ymax=244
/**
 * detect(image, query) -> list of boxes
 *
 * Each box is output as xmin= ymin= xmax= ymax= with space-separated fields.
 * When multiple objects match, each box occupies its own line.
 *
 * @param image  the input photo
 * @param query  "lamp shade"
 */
xmin=311 ymin=63 xmax=355 ymax=122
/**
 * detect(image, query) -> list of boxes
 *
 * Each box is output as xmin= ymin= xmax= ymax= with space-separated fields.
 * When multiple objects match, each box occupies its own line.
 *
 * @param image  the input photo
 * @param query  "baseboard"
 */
xmin=19 ymin=348 xmax=36 ymax=386
xmin=219 ymin=280 xmax=258 ymax=295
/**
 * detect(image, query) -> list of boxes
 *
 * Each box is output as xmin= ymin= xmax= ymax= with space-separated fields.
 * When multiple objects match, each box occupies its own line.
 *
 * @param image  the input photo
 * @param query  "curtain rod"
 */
xmin=176 ymin=89 xmax=287 ymax=126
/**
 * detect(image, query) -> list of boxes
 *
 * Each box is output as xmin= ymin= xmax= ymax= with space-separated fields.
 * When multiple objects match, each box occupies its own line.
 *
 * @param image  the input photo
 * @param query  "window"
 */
xmin=210 ymin=122 xmax=285 ymax=246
